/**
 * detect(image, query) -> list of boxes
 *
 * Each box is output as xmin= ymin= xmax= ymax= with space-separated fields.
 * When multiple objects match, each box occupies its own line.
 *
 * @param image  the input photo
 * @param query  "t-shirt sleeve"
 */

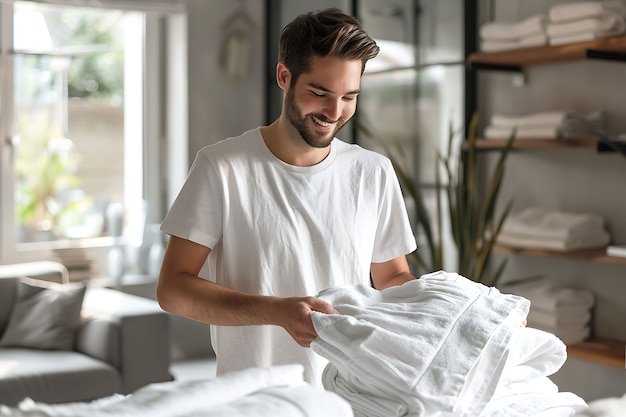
xmin=371 ymin=158 xmax=417 ymax=263
xmin=160 ymin=151 xmax=223 ymax=249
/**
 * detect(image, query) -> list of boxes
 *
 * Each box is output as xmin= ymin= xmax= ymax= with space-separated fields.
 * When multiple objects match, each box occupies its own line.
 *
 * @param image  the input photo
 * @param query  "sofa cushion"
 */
xmin=0 ymin=277 xmax=17 ymax=334
xmin=0 ymin=348 xmax=121 ymax=406
xmin=0 ymin=278 xmax=86 ymax=350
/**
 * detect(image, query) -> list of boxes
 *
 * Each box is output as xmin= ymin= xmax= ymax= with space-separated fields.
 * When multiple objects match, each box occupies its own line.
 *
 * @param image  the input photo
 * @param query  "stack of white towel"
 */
xmin=506 ymin=281 xmax=595 ymax=346
xmin=311 ymin=271 xmax=588 ymax=417
xmin=479 ymin=14 xmax=548 ymax=52
xmin=547 ymin=1 xmax=626 ymax=46
xmin=497 ymin=206 xmax=611 ymax=251
xmin=483 ymin=110 xmax=606 ymax=140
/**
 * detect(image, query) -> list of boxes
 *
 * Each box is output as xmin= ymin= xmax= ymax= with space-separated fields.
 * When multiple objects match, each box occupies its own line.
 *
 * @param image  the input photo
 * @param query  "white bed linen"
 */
xmin=0 ymin=365 xmax=353 ymax=417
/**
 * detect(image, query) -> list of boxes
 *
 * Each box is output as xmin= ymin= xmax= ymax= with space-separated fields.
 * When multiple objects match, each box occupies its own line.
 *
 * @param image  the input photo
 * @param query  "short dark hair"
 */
xmin=278 ymin=8 xmax=379 ymax=86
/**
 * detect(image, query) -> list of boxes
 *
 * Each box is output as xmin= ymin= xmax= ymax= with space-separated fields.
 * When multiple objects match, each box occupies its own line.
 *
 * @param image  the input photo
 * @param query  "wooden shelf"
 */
xmin=468 ymin=35 xmax=626 ymax=70
xmin=567 ymin=338 xmax=625 ymax=369
xmin=493 ymin=244 xmax=626 ymax=265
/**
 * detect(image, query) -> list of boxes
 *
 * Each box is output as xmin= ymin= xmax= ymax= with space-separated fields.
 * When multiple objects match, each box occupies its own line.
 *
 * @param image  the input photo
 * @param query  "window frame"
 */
xmin=0 ymin=2 xmax=183 ymax=268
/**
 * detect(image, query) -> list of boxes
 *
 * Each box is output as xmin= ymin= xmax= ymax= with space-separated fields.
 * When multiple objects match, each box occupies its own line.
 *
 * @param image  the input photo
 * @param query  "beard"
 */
xmin=285 ymin=88 xmax=348 ymax=149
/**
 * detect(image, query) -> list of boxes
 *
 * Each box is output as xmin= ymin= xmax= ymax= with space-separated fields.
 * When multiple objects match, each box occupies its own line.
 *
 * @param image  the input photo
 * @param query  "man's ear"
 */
xmin=276 ymin=62 xmax=291 ymax=90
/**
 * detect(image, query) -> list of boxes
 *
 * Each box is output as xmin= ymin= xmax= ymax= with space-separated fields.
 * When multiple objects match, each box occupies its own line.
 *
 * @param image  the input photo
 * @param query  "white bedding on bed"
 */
xmin=0 ymin=364 xmax=353 ymax=417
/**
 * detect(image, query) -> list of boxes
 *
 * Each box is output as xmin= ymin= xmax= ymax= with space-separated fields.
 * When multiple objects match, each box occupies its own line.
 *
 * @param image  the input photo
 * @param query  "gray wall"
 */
xmin=477 ymin=0 xmax=626 ymax=401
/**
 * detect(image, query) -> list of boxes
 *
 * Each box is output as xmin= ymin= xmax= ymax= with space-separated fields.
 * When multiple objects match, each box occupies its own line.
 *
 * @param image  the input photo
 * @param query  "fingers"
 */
xmin=308 ymin=297 xmax=338 ymax=315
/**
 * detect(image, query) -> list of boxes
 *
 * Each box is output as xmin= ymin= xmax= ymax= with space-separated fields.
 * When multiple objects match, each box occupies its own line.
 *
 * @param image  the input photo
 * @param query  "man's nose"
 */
xmin=323 ymin=98 xmax=342 ymax=121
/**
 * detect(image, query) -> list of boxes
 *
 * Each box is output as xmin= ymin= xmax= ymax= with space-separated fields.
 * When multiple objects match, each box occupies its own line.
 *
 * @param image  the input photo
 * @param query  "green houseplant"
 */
xmin=358 ymin=113 xmax=516 ymax=285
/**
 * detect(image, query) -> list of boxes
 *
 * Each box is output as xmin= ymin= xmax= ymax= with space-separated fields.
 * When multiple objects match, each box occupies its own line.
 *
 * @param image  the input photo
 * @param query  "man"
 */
xmin=157 ymin=8 xmax=417 ymax=386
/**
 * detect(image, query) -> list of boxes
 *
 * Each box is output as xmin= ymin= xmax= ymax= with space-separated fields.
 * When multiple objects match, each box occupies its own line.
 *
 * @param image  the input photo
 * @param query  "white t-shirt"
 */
xmin=161 ymin=127 xmax=417 ymax=386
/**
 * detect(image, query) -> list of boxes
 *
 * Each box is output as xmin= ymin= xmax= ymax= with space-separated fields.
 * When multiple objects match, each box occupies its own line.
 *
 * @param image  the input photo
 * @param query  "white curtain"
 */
xmin=3 ymin=0 xmax=185 ymax=13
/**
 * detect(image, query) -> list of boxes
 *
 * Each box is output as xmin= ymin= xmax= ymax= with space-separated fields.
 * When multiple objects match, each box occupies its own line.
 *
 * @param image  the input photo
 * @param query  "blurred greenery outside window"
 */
xmin=13 ymin=1 xmax=139 ymax=243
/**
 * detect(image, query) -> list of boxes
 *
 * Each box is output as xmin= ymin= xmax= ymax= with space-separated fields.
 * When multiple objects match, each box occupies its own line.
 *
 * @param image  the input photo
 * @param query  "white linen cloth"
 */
xmin=547 ymin=14 xmax=625 ymax=37
xmin=490 ymin=111 xmax=605 ymax=130
xmin=0 ymin=365 xmax=354 ymax=417
xmin=502 ymin=207 xmax=606 ymax=240
xmin=497 ymin=229 xmax=610 ymax=251
xmin=480 ymin=15 xmax=548 ymax=41
xmin=504 ymin=281 xmax=595 ymax=312
xmin=485 ymin=111 xmax=606 ymax=139
xmin=575 ymin=392 xmax=626 ymax=416
xmin=549 ymin=29 xmax=625 ymax=45
xmin=481 ymin=33 xmax=548 ymax=52
xmin=531 ymin=324 xmax=591 ymax=345
xmin=549 ymin=1 xmax=626 ymax=23
xmin=310 ymin=271 xmax=587 ymax=417
xmin=479 ymin=15 xmax=548 ymax=52
xmin=485 ymin=125 xmax=560 ymax=139
xmin=528 ymin=307 xmax=592 ymax=328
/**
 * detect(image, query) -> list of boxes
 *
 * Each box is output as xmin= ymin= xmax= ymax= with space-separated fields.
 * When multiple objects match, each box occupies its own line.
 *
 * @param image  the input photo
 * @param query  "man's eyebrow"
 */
xmin=308 ymin=83 xmax=360 ymax=95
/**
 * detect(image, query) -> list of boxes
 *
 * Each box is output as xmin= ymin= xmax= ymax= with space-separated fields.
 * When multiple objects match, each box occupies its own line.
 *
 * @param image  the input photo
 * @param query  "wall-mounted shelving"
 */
xmin=494 ymin=244 xmax=626 ymax=368
xmin=468 ymin=35 xmax=626 ymax=70
xmin=568 ymin=339 xmax=625 ymax=369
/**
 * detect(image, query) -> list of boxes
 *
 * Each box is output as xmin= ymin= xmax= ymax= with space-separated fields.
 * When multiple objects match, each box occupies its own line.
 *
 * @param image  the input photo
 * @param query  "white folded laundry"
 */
xmin=529 ymin=324 xmax=591 ymax=346
xmin=547 ymin=13 xmax=625 ymax=37
xmin=504 ymin=281 xmax=595 ymax=312
xmin=484 ymin=125 xmax=560 ymax=139
xmin=490 ymin=110 xmax=605 ymax=129
xmin=527 ymin=307 xmax=592 ymax=328
xmin=502 ymin=207 xmax=606 ymax=240
xmin=311 ymin=271 xmax=531 ymax=416
xmin=496 ymin=229 xmax=610 ymax=251
xmin=575 ymin=392 xmax=626 ymax=417
xmin=480 ymin=15 xmax=547 ymax=41
xmin=549 ymin=28 xmax=625 ymax=45
xmin=480 ymin=33 xmax=548 ymax=52
xmin=549 ymin=0 xmax=626 ymax=23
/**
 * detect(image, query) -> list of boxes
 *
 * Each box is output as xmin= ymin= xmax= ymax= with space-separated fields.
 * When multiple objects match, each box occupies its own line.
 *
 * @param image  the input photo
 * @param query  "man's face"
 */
xmin=284 ymin=55 xmax=362 ymax=148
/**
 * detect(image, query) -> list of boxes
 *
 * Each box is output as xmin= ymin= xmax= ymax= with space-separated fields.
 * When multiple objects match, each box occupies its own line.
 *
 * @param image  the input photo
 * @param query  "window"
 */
xmin=0 ymin=1 xmax=183 ymax=277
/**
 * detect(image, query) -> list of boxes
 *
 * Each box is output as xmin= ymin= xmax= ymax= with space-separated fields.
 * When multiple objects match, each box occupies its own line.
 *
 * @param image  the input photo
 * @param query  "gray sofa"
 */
xmin=0 ymin=262 xmax=172 ymax=406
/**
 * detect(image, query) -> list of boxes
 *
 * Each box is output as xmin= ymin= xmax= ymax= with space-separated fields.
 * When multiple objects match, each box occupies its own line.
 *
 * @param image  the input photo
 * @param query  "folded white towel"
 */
xmin=490 ymin=111 xmax=605 ymax=129
xmin=497 ymin=229 xmax=610 ymax=251
xmin=528 ymin=306 xmax=592 ymax=328
xmin=530 ymin=324 xmax=591 ymax=346
xmin=503 ymin=207 xmax=606 ymax=240
xmin=505 ymin=281 xmax=595 ymax=312
xmin=311 ymin=271 xmax=530 ymax=417
xmin=547 ymin=13 xmax=625 ymax=37
xmin=480 ymin=33 xmax=548 ymax=52
xmin=485 ymin=125 xmax=560 ymax=139
xmin=0 ymin=365 xmax=354 ymax=417
xmin=480 ymin=15 xmax=548 ymax=41
xmin=549 ymin=29 xmax=625 ymax=45
xmin=549 ymin=0 xmax=626 ymax=23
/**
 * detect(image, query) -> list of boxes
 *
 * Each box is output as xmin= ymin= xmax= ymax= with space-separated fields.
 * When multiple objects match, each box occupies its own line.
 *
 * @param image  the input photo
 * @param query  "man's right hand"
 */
xmin=276 ymin=296 xmax=337 ymax=347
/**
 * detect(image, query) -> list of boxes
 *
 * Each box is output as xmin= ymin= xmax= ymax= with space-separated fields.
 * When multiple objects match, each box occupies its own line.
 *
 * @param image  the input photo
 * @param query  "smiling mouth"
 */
xmin=311 ymin=115 xmax=334 ymax=128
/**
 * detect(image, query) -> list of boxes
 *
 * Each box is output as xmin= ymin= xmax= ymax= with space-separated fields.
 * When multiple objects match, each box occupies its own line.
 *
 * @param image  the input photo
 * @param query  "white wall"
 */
xmin=477 ymin=0 xmax=626 ymax=401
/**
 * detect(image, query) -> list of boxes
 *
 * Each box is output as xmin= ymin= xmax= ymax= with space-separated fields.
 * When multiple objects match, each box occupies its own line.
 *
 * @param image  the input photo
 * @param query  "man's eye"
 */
xmin=343 ymin=96 xmax=356 ymax=101
xmin=311 ymin=91 xmax=325 ymax=97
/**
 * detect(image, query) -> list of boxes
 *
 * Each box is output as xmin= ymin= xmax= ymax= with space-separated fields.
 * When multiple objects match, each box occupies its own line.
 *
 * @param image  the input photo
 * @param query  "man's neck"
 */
xmin=260 ymin=119 xmax=331 ymax=167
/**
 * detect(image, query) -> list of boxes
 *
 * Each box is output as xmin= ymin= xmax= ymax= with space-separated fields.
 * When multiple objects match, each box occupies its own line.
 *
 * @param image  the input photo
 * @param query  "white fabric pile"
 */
xmin=310 ymin=270 xmax=588 ymax=417
xmin=0 ymin=365 xmax=353 ymax=417
xmin=575 ymin=392 xmax=626 ymax=416
xmin=504 ymin=281 xmax=595 ymax=345
xmin=483 ymin=110 xmax=606 ymax=140
xmin=497 ymin=206 xmax=611 ymax=251
xmin=479 ymin=14 xmax=548 ymax=52
xmin=547 ymin=1 xmax=626 ymax=46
